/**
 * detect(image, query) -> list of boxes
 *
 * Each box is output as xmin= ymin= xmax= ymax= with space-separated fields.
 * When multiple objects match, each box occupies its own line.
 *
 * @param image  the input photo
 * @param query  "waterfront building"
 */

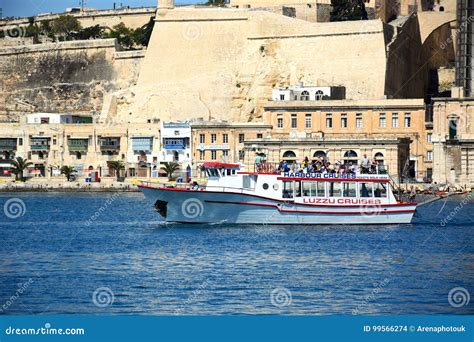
xmin=159 ymin=121 xmax=191 ymax=169
xmin=262 ymin=97 xmax=432 ymax=181
xmin=431 ymin=97 xmax=474 ymax=185
xmin=0 ymin=114 xmax=161 ymax=179
xmin=190 ymin=121 xmax=273 ymax=165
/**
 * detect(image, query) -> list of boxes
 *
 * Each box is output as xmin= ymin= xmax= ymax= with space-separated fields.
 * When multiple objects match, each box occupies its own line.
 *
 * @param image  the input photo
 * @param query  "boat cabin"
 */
xmin=201 ymin=162 xmax=397 ymax=205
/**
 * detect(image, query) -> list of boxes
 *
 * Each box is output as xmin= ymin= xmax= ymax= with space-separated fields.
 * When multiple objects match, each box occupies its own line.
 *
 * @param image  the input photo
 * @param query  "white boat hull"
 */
xmin=139 ymin=186 xmax=416 ymax=225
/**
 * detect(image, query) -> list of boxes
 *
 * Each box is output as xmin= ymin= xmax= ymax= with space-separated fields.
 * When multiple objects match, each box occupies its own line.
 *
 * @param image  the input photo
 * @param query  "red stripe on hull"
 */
xmin=204 ymin=200 xmax=416 ymax=215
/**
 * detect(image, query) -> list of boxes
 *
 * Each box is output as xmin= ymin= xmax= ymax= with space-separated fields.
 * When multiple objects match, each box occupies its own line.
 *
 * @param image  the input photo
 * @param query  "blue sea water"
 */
xmin=0 ymin=192 xmax=472 ymax=315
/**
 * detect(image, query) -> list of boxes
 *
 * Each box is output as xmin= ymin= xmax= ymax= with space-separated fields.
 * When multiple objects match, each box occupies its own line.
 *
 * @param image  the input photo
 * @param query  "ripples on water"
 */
xmin=0 ymin=192 xmax=472 ymax=315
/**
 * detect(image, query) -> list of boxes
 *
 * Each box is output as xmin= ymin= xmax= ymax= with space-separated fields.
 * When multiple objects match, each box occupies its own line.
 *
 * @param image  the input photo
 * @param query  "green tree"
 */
xmin=51 ymin=15 xmax=82 ymax=39
xmin=72 ymin=24 xmax=104 ymax=40
xmin=160 ymin=162 xmax=180 ymax=181
xmin=39 ymin=20 xmax=55 ymax=41
xmin=10 ymin=157 xmax=33 ymax=182
xmin=60 ymin=165 xmax=77 ymax=181
xmin=330 ymin=0 xmax=368 ymax=21
xmin=132 ymin=17 xmax=155 ymax=47
xmin=108 ymin=160 xmax=125 ymax=181
xmin=206 ymin=0 xmax=226 ymax=6
xmin=104 ymin=22 xmax=134 ymax=49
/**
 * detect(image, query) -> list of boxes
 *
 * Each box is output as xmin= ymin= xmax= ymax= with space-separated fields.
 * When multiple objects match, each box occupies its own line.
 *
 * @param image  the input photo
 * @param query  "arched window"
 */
xmin=315 ymin=90 xmax=324 ymax=101
xmin=439 ymin=6 xmax=444 ymax=11
xmin=283 ymin=150 xmax=297 ymax=162
xmin=313 ymin=150 xmax=326 ymax=160
xmin=343 ymin=150 xmax=358 ymax=165
xmin=300 ymin=91 xmax=310 ymax=101
xmin=76 ymin=152 xmax=82 ymax=160
xmin=88 ymin=165 xmax=94 ymax=171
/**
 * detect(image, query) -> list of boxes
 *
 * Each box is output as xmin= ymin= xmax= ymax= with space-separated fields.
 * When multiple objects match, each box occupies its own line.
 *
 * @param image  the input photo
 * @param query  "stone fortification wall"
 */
xmin=116 ymin=8 xmax=389 ymax=124
xmin=0 ymin=39 xmax=144 ymax=121
xmin=0 ymin=7 xmax=156 ymax=31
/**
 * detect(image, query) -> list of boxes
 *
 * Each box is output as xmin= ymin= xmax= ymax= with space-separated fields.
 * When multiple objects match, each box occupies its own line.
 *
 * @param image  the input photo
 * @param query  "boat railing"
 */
xmin=139 ymin=181 xmax=254 ymax=194
xmin=251 ymin=162 xmax=390 ymax=175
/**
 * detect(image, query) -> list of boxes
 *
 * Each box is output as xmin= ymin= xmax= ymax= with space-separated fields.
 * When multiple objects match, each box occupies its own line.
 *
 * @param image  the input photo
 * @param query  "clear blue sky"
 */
xmin=0 ymin=0 xmax=202 ymax=18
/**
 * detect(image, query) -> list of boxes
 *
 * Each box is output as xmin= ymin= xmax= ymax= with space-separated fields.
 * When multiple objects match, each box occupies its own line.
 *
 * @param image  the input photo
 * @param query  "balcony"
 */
xmin=30 ymin=138 xmax=50 ymax=151
xmin=132 ymin=137 xmax=153 ymax=153
xmin=100 ymin=138 xmax=120 ymax=151
xmin=31 ymin=144 xmax=50 ymax=151
xmin=68 ymin=139 xmax=89 ymax=152
xmin=0 ymin=139 xmax=17 ymax=151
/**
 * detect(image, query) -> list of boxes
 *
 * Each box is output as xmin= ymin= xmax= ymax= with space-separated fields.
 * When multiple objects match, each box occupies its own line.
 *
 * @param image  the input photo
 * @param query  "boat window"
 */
xmin=273 ymin=183 xmax=279 ymax=191
xmin=310 ymin=182 xmax=317 ymax=197
xmin=328 ymin=182 xmax=341 ymax=197
xmin=374 ymin=183 xmax=387 ymax=198
xmin=343 ymin=182 xmax=357 ymax=197
xmin=282 ymin=181 xmax=294 ymax=198
xmin=359 ymin=183 xmax=373 ymax=198
xmin=243 ymin=175 xmax=250 ymax=189
xmin=207 ymin=168 xmax=220 ymax=177
xmin=302 ymin=182 xmax=311 ymax=197
xmin=262 ymin=183 xmax=269 ymax=190
xmin=295 ymin=181 xmax=302 ymax=197
xmin=316 ymin=182 xmax=325 ymax=197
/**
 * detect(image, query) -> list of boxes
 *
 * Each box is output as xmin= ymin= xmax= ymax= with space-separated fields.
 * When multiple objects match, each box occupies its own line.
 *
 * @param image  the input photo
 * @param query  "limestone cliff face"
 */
xmin=0 ymin=39 xmax=142 ymax=121
xmin=112 ymin=9 xmax=390 ymax=124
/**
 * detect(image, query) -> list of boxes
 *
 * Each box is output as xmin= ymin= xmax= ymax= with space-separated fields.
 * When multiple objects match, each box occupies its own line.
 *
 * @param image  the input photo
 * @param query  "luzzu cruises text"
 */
xmin=138 ymin=163 xmax=417 ymax=224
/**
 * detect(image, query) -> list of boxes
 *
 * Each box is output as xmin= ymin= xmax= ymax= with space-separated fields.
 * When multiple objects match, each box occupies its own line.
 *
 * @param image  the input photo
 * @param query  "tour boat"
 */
xmin=138 ymin=162 xmax=417 ymax=224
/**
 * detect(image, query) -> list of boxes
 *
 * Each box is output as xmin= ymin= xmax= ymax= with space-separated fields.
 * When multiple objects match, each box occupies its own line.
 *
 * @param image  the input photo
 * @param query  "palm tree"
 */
xmin=10 ymin=157 xmax=33 ymax=181
xmin=160 ymin=162 xmax=180 ymax=181
xmin=108 ymin=160 xmax=125 ymax=181
xmin=60 ymin=165 xmax=77 ymax=181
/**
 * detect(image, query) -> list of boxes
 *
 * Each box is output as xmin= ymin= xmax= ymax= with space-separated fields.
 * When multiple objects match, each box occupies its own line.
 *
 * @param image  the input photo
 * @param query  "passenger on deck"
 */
xmin=361 ymin=154 xmax=370 ymax=174
xmin=280 ymin=161 xmax=290 ymax=172
xmin=255 ymin=153 xmax=263 ymax=172
xmin=191 ymin=181 xmax=199 ymax=190
xmin=348 ymin=162 xmax=357 ymax=174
